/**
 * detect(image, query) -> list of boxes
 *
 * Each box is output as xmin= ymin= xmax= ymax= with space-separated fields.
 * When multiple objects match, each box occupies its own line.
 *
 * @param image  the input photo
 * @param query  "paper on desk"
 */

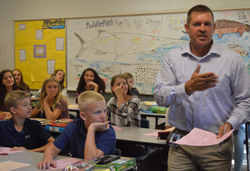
xmin=175 ymin=128 xmax=234 ymax=146
xmin=144 ymin=131 xmax=160 ymax=137
xmin=112 ymin=125 xmax=124 ymax=131
xmin=0 ymin=147 xmax=24 ymax=155
xmin=0 ymin=160 xmax=30 ymax=171
xmin=49 ymin=158 xmax=80 ymax=170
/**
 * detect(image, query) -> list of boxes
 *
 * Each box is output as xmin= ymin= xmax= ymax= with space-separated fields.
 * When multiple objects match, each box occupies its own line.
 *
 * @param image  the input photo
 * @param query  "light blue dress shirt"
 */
xmin=154 ymin=42 xmax=250 ymax=134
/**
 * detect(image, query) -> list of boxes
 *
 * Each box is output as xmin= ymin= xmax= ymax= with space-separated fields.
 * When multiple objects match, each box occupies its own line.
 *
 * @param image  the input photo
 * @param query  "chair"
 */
xmin=115 ymin=148 xmax=122 ymax=156
xmin=135 ymin=118 xmax=151 ymax=161
xmin=69 ymin=113 xmax=77 ymax=119
xmin=141 ymin=118 xmax=150 ymax=129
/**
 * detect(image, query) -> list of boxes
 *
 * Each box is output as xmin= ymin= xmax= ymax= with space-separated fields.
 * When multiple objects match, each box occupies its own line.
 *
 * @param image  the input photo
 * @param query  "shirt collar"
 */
xmin=181 ymin=41 xmax=221 ymax=60
xmin=7 ymin=118 xmax=30 ymax=133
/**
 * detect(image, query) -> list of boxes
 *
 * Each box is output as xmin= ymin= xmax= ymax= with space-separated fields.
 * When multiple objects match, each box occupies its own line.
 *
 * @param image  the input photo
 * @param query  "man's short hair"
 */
xmin=78 ymin=91 xmax=105 ymax=112
xmin=187 ymin=4 xmax=214 ymax=25
xmin=5 ymin=90 xmax=30 ymax=112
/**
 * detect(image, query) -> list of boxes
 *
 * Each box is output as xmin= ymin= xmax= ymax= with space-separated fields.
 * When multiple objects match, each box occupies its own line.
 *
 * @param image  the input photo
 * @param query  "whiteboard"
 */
xmin=66 ymin=10 xmax=250 ymax=93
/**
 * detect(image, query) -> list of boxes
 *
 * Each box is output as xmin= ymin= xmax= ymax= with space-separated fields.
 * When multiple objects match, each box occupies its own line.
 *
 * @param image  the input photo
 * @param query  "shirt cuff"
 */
xmin=226 ymin=116 xmax=240 ymax=130
xmin=175 ymin=83 xmax=190 ymax=100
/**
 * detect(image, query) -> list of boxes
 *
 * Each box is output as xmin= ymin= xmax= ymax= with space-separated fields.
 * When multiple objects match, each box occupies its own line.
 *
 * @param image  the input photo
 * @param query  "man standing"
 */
xmin=154 ymin=4 xmax=250 ymax=171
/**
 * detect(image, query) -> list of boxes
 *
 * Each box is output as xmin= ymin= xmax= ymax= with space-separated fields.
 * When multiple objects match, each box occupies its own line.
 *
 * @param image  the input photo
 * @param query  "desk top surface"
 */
xmin=0 ymin=150 xmax=71 ymax=171
xmin=115 ymin=126 xmax=167 ymax=147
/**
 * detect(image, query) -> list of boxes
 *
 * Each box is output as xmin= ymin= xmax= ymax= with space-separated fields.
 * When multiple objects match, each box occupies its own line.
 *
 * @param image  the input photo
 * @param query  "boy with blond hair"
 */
xmin=38 ymin=91 xmax=116 ymax=170
xmin=0 ymin=90 xmax=54 ymax=152
xmin=122 ymin=72 xmax=140 ymax=98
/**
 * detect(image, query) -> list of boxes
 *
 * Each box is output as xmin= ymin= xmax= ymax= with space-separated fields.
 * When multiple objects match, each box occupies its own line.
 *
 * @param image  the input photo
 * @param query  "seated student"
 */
xmin=0 ymin=90 xmax=54 ymax=152
xmin=76 ymin=68 xmax=106 ymax=103
xmin=31 ymin=77 xmax=70 ymax=120
xmin=122 ymin=72 xmax=140 ymax=98
xmin=12 ymin=69 xmax=30 ymax=93
xmin=37 ymin=91 xmax=116 ymax=170
xmin=0 ymin=69 xmax=20 ymax=118
xmin=107 ymin=75 xmax=141 ymax=127
xmin=31 ymin=69 xmax=67 ymax=100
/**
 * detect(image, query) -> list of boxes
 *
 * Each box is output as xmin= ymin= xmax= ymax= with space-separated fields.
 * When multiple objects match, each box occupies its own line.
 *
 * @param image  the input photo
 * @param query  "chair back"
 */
xmin=141 ymin=118 xmax=149 ymax=128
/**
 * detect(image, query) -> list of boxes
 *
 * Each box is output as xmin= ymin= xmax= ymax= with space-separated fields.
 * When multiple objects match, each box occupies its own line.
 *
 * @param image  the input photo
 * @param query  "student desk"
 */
xmin=115 ymin=126 xmax=167 ymax=148
xmin=0 ymin=150 xmax=73 ymax=171
xmin=140 ymin=110 xmax=165 ymax=127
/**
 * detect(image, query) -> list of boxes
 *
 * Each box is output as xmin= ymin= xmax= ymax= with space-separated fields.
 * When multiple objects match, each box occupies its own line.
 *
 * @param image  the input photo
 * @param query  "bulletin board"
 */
xmin=66 ymin=9 xmax=250 ymax=94
xmin=15 ymin=19 xmax=66 ymax=89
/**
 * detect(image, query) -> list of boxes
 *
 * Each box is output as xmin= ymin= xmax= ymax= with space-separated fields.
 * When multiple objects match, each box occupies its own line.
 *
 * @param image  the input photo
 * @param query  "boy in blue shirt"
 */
xmin=0 ymin=90 xmax=54 ymax=152
xmin=38 ymin=91 xmax=116 ymax=170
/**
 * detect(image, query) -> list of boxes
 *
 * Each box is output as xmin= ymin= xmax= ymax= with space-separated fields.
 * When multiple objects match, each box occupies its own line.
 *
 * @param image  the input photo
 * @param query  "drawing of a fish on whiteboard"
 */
xmin=74 ymin=30 xmax=187 ymax=59
xmin=214 ymin=19 xmax=250 ymax=38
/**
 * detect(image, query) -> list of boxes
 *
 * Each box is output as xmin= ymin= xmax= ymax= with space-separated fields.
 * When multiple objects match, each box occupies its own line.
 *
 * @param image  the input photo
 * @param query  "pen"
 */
xmin=219 ymin=125 xmax=227 ymax=151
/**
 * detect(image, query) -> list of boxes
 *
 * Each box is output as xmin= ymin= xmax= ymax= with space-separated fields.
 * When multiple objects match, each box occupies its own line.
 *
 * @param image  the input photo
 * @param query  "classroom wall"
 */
xmin=1 ymin=0 xmax=250 ymax=104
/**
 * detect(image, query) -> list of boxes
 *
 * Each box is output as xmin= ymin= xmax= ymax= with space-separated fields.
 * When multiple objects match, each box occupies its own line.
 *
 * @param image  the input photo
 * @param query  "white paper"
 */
xmin=19 ymin=49 xmax=26 ymax=61
xmin=19 ymin=24 xmax=26 ymax=30
xmin=36 ymin=30 xmax=43 ymax=40
xmin=36 ymin=48 xmax=44 ymax=54
xmin=56 ymin=37 xmax=64 ymax=50
xmin=175 ymin=127 xmax=234 ymax=146
xmin=47 ymin=60 xmax=55 ymax=74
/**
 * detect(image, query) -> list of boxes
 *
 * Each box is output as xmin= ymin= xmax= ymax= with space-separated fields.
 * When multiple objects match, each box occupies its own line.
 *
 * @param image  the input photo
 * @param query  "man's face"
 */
xmin=185 ymin=12 xmax=215 ymax=49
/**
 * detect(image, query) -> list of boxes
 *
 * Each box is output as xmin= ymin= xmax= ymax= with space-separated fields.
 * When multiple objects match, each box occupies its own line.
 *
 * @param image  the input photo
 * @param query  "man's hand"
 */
xmin=11 ymin=146 xmax=26 ymax=151
xmin=37 ymin=158 xmax=56 ymax=170
xmin=185 ymin=64 xmax=218 ymax=95
xmin=217 ymin=122 xmax=232 ymax=138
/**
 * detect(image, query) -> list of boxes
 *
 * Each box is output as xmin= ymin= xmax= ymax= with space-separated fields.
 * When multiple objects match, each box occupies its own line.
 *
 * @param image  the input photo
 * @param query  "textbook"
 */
xmin=141 ymin=101 xmax=158 ymax=111
xmin=49 ymin=119 xmax=73 ymax=127
xmin=94 ymin=157 xmax=136 ymax=171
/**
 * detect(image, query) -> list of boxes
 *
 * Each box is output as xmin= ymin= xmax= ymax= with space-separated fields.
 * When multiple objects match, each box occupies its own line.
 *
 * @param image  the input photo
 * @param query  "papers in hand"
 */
xmin=175 ymin=128 xmax=234 ymax=146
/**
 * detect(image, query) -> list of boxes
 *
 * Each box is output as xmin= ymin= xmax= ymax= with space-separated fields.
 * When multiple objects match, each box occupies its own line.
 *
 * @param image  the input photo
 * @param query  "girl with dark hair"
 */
xmin=76 ymin=68 xmax=105 ymax=103
xmin=107 ymin=75 xmax=141 ymax=127
xmin=12 ymin=69 xmax=30 ymax=93
xmin=0 ymin=69 xmax=19 ymax=117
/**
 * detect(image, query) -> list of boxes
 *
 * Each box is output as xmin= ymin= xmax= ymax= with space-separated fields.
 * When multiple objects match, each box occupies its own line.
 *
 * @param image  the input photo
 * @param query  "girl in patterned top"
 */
xmin=107 ymin=75 xmax=141 ymax=127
